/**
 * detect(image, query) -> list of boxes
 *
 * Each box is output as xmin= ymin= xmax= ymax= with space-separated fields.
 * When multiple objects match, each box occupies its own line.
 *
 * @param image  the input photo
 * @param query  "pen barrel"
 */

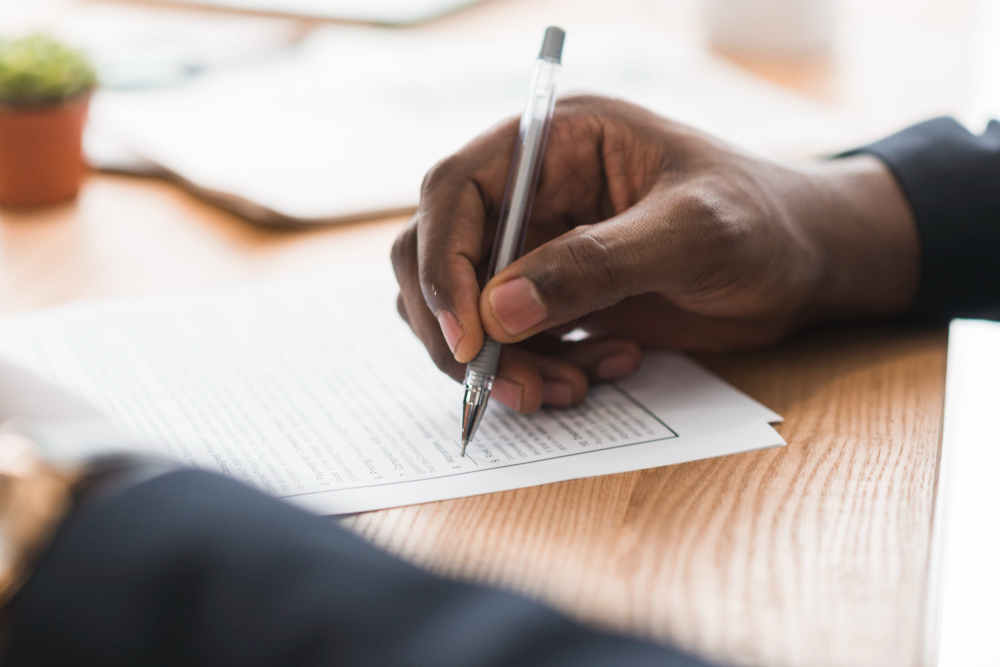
xmin=485 ymin=58 xmax=561 ymax=278
xmin=465 ymin=337 xmax=502 ymax=383
xmin=460 ymin=28 xmax=563 ymax=450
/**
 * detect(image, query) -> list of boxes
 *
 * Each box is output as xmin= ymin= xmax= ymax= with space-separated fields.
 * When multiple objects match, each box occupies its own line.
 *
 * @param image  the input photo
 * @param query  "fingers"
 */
xmin=489 ymin=338 xmax=643 ymax=413
xmin=491 ymin=347 xmax=585 ymax=413
xmin=478 ymin=192 xmax=676 ymax=344
xmin=392 ymin=217 xmax=466 ymax=383
xmin=401 ymin=97 xmax=621 ymax=367
xmin=393 ymin=94 xmax=697 ymax=388
xmin=546 ymin=338 xmax=643 ymax=382
xmin=413 ymin=119 xmax=521 ymax=364
xmin=393 ymin=287 xmax=642 ymax=412
xmin=396 ymin=265 xmax=643 ymax=412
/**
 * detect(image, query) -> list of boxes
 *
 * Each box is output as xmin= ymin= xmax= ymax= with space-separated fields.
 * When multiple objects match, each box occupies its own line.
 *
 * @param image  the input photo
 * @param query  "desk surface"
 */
xmin=0 ymin=0 xmax=967 ymax=665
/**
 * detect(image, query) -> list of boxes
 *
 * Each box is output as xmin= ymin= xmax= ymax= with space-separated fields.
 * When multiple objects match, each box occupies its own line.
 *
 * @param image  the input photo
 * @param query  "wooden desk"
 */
xmin=346 ymin=326 xmax=945 ymax=667
xmin=0 ymin=0 xmax=967 ymax=665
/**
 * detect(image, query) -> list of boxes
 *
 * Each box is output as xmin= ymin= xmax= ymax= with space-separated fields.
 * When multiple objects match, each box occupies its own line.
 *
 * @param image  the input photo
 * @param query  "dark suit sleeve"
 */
xmin=3 ymin=469 xmax=716 ymax=667
xmin=847 ymin=117 xmax=1000 ymax=321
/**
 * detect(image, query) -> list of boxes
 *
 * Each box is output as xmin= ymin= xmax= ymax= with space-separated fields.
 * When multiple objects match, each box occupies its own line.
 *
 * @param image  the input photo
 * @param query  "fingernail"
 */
xmin=543 ymin=381 xmax=573 ymax=407
xmin=437 ymin=310 xmax=464 ymax=356
xmin=492 ymin=378 xmax=523 ymax=411
xmin=489 ymin=277 xmax=547 ymax=336
xmin=596 ymin=352 xmax=640 ymax=381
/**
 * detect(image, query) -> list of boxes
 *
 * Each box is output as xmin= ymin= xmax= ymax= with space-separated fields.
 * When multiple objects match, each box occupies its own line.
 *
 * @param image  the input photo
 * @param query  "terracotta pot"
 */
xmin=0 ymin=93 xmax=90 ymax=207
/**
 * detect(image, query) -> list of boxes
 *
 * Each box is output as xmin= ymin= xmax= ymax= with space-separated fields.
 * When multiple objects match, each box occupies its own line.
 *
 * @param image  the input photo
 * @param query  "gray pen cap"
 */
xmin=539 ymin=26 xmax=565 ymax=63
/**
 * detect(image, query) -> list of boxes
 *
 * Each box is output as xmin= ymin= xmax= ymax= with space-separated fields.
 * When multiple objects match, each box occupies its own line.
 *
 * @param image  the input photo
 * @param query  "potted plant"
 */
xmin=0 ymin=35 xmax=97 ymax=207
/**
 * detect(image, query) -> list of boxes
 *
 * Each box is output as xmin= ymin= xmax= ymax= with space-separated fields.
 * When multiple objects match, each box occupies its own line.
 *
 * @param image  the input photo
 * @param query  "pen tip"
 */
xmin=461 ymin=439 xmax=468 ymax=457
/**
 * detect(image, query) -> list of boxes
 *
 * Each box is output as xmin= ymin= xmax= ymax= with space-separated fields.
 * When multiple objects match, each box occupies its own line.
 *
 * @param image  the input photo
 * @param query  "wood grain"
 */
xmin=344 ymin=327 xmax=947 ymax=667
xmin=0 ymin=174 xmax=407 ymax=314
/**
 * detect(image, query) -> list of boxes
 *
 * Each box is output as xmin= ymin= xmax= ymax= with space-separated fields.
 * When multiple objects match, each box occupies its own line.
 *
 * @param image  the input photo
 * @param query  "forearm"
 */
xmin=4 ymin=470 xmax=715 ymax=667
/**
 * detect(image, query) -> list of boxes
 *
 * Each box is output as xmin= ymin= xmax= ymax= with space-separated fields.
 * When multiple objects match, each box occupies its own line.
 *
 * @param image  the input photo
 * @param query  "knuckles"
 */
xmin=664 ymin=184 xmax=767 ymax=299
xmin=419 ymin=154 xmax=466 ymax=199
xmin=395 ymin=293 xmax=410 ymax=324
xmin=390 ymin=222 xmax=417 ymax=274
xmin=428 ymin=344 xmax=463 ymax=381
xmin=429 ymin=345 xmax=454 ymax=372
xmin=670 ymin=187 xmax=751 ymax=258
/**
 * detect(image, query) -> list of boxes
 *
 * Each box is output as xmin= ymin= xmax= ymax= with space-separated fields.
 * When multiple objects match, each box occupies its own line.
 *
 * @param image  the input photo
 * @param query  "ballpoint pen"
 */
xmin=461 ymin=26 xmax=565 ymax=456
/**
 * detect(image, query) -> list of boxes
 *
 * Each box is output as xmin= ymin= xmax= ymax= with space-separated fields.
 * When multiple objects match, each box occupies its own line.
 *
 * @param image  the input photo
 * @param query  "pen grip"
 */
xmin=466 ymin=337 xmax=502 ymax=379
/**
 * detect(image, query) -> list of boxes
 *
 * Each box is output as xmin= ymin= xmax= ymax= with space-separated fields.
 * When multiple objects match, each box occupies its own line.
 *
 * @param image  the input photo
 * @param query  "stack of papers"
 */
xmin=0 ymin=265 xmax=783 ymax=514
xmin=86 ymin=25 xmax=846 ymax=227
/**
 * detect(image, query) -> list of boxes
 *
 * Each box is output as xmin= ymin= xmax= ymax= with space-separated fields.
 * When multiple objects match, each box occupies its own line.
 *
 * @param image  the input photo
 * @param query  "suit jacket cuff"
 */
xmin=846 ymin=117 xmax=1000 ymax=322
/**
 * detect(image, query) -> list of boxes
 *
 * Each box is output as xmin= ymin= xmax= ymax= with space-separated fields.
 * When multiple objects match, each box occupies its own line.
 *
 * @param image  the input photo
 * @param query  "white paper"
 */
xmin=0 ymin=266 xmax=782 ymax=514
xmin=927 ymin=319 xmax=1000 ymax=666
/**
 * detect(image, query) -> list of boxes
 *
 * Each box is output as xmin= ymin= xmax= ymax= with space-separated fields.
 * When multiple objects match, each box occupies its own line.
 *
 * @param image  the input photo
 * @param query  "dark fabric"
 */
xmin=4 ymin=469 xmax=714 ymax=667
xmin=849 ymin=117 xmax=1000 ymax=322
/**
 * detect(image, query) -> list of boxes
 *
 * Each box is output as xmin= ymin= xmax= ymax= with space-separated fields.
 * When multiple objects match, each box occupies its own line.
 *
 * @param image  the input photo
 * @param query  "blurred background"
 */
xmin=0 ymin=0 xmax=994 ymax=226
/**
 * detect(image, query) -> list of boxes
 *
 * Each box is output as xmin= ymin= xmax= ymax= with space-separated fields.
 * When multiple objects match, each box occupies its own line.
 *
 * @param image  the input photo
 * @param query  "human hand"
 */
xmin=392 ymin=95 xmax=919 ymax=413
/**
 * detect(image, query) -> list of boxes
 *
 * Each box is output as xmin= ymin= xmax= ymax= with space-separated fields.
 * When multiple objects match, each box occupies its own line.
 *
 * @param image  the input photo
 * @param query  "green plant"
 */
xmin=0 ymin=34 xmax=96 ymax=106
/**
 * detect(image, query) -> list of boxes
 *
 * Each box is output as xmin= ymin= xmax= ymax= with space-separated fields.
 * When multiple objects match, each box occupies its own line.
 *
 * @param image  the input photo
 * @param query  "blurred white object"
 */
xmin=152 ymin=0 xmax=486 ymax=25
xmin=705 ymin=0 xmax=834 ymax=56
xmin=965 ymin=0 xmax=1000 ymax=130
xmin=928 ymin=319 xmax=1000 ymax=667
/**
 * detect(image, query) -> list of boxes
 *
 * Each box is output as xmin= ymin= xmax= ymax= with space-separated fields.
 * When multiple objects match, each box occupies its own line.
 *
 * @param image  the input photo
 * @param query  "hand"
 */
xmin=392 ymin=95 xmax=919 ymax=413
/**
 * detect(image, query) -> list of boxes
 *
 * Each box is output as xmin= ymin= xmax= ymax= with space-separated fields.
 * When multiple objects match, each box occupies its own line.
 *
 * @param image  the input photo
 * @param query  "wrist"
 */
xmin=795 ymin=154 xmax=920 ymax=322
xmin=0 ymin=432 xmax=80 ymax=608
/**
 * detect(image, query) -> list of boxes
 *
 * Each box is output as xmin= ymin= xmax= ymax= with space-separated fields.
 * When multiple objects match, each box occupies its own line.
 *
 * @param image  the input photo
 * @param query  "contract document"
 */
xmin=0 ymin=267 xmax=783 ymax=514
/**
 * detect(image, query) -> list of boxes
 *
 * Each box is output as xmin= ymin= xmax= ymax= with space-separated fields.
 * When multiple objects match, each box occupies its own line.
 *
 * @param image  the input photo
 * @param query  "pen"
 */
xmin=461 ymin=26 xmax=565 ymax=456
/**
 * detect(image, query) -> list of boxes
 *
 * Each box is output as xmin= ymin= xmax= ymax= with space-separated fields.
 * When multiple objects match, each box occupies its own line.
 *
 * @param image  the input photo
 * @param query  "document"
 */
xmin=0 ymin=265 xmax=783 ymax=514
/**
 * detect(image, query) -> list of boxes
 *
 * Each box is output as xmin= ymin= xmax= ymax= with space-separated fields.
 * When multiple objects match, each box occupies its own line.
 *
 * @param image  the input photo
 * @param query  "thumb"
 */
xmin=479 ymin=203 xmax=669 ymax=343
